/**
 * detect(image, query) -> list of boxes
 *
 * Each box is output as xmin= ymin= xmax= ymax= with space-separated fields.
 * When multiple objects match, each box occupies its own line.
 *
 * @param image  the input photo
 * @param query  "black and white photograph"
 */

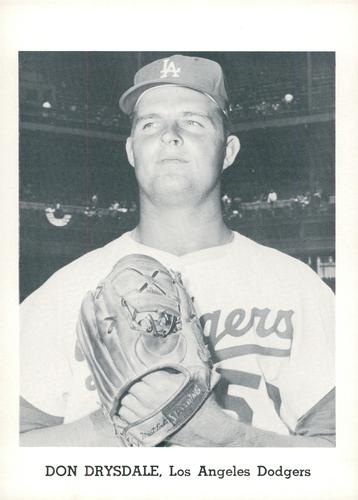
xmin=19 ymin=51 xmax=335 ymax=448
xmin=1 ymin=2 xmax=358 ymax=499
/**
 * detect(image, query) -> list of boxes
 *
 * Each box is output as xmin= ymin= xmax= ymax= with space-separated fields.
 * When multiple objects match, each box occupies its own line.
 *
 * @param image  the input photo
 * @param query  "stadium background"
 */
xmin=19 ymin=52 xmax=335 ymax=302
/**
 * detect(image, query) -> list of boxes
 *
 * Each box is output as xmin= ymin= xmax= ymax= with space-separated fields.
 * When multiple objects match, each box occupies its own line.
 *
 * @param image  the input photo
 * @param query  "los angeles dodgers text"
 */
xmin=170 ymin=465 xmax=311 ymax=479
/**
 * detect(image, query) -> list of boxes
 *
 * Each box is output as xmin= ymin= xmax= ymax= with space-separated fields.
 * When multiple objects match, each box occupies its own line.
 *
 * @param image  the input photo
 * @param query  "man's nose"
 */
xmin=160 ymin=122 xmax=183 ymax=146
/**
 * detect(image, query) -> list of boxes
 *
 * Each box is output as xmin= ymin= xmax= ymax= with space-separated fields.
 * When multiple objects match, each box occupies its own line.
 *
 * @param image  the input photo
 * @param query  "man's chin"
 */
xmin=157 ymin=175 xmax=192 ymax=191
xmin=151 ymin=178 xmax=195 ymax=205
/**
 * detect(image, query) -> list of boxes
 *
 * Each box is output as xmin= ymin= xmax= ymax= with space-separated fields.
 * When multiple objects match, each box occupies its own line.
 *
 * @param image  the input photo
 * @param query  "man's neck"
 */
xmin=133 ymin=200 xmax=232 ymax=256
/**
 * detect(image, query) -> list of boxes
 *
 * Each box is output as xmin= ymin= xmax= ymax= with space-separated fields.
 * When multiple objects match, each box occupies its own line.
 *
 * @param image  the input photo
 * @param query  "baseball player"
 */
xmin=20 ymin=55 xmax=335 ymax=446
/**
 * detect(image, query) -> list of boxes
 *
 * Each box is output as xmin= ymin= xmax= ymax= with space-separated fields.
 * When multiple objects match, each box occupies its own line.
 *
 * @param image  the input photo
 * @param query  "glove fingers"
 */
xmin=77 ymin=309 xmax=122 ymax=405
xmin=103 ymin=268 xmax=180 ymax=329
xmin=175 ymin=279 xmax=195 ymax=323
xmin=78 ymin=293 xmax=134 ymax=400
xmin=91 ymin=292 xmax=146 ymax=375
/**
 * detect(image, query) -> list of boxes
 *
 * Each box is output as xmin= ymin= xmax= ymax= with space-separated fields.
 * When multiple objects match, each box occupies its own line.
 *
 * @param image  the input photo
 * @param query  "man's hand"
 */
xmin=119 ymin=370 xmax=229 ymax=447
xmin=118 ymin=371 xmax=186 ymax=424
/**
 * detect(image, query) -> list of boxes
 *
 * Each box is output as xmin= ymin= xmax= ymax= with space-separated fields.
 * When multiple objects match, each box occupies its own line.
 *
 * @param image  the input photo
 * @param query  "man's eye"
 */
xmin=142 ymin=122 xmax=155 ymax=129
xmin=184 ymin=120 xmax=203 ymax=128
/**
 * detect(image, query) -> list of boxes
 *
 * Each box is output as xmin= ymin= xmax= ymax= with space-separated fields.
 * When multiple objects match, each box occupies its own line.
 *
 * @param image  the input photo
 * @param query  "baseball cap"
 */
xmin=119 ymin=54 xmax=230 ymax=116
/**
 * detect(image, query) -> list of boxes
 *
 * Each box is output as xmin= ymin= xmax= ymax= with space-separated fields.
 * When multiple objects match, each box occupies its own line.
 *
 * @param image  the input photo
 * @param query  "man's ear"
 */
xmin=126 ymin=137 xmax=135 ymax=167
xmin=223 ymin=135 xmax=240 ymax=171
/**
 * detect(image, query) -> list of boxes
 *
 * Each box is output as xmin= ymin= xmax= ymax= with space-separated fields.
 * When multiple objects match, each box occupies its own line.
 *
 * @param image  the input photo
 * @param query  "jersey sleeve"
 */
xmin=278 ymin=271 xmax=335 ymax=436
xmin=20 ymin=272 xmax=76 ymax=419
xmin=20 ymin=397 xmax=64 ymax=433
xmin=294 ymin=388 xmax=335 ymax=443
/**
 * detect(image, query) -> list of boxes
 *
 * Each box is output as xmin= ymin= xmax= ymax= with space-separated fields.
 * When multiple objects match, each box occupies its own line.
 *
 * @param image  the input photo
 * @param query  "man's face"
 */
xmin=126 ymin=86 xmax=240 ymax=207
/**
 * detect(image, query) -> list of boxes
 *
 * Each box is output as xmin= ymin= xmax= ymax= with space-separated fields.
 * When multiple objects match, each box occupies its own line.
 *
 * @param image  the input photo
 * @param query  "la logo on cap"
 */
xmin=160 ymin=59 xmax=181 ymax=78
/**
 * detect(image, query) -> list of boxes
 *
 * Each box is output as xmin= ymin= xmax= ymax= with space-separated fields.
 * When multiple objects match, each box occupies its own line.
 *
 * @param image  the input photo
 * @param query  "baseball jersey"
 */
xmin=20 ymin=231 xmax=335 ymax=439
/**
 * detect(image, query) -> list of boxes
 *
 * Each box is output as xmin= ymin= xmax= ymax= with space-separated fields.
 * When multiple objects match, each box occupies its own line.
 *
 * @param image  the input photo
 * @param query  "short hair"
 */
xmin=216 ymin=108 xmax=232 ymax=138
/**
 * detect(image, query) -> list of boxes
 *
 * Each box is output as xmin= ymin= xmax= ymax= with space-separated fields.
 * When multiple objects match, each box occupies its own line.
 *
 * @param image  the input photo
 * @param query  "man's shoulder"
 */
xmin=232 ymin=232 xmax=328 ymax=288
xmin=62 ymin=232 xmax=133 ymax=271
xmin=233 ymin=231 xmax=301 ymax=263
xmin=22 ymin=232 xmax=135 ymax=305
xmin=53 ymin=233 xmax=131 ymax=278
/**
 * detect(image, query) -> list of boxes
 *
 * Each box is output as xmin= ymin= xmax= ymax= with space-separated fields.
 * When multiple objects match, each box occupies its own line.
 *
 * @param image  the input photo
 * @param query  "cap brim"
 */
xmin=119 ymin=80 xmax=227 ymax=116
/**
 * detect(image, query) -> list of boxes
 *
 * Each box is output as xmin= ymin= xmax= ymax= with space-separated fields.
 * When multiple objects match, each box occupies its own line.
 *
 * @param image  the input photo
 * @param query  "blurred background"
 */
xmin=19 ymin=52 xmax=335 ymax=301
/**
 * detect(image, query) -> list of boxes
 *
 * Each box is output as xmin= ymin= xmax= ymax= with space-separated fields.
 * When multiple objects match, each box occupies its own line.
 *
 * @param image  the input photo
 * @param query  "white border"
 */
xmin=1 ymin=1 xmax=358 ymax=499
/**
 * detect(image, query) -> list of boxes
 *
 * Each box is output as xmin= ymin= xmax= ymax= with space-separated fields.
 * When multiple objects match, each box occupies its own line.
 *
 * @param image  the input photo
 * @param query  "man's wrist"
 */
xmin=89 ymin=409 xmax=125 ymax=446
xmin=168 ymin=396 xmax=245 ymax=447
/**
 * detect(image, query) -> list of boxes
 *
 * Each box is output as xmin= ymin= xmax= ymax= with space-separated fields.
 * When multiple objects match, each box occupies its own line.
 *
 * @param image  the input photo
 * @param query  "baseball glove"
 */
xmin=76 ymin=254 xmax=219 ymax=447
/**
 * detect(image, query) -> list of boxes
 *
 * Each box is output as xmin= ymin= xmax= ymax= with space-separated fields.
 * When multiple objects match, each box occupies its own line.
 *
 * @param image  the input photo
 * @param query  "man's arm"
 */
xmin=119 ymin=373 xmax=335 ymax=447
xmin=167 ymin=395 xmax=334 ymax=447
xmin=20 ymin=398 xmax=123 ymax=447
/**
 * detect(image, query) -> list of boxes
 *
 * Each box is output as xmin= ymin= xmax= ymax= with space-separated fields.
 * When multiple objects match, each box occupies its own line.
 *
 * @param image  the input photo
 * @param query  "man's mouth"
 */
xmin=158 ymin=158 xmax=189 ymax=164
